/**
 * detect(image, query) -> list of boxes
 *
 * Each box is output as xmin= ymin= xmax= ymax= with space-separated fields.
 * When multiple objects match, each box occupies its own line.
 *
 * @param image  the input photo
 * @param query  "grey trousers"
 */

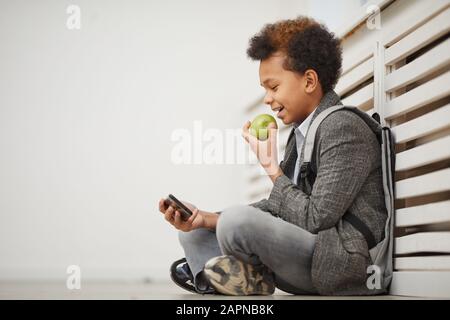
xmin=178 ymin=204 xmax=318 ymax=294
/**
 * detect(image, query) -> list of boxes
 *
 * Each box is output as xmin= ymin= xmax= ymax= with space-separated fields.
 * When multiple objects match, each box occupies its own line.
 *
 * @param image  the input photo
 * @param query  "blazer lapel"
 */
xmin=280 ymin=127 xmax=297 ymax=179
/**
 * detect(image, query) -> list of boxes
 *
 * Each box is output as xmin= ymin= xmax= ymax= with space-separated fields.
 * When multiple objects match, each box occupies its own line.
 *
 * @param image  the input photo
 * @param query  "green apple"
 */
xmin=249 ymin=114 xmax=278 ymax=141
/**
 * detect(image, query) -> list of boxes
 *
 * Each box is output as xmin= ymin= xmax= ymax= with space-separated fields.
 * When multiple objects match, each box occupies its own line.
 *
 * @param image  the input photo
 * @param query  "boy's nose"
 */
xmin=263 ymin=92 xmax=274 ymax=105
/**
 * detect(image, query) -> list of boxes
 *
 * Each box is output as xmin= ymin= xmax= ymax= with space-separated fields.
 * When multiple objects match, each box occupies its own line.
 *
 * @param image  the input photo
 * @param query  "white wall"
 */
xmin=0 ymin=0 xmax=308 ymax=281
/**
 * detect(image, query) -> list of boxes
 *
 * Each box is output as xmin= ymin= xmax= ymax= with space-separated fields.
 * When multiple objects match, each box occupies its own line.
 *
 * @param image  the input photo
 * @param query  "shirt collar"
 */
xmin=292 ymin=106 xmax=318 ymax=137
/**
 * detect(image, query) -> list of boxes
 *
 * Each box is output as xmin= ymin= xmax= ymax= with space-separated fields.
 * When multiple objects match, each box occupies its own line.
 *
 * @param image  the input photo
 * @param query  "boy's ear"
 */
xmin=304 ymin=69 xmax=319 ymax=93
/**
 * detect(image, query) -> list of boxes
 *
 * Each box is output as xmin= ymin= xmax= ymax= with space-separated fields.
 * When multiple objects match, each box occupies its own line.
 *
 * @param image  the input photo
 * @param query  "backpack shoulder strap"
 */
xmin=303 ymin=105 xmax=345 ymax=163
xmin=303 ymin=105 xmax=381 ymax=163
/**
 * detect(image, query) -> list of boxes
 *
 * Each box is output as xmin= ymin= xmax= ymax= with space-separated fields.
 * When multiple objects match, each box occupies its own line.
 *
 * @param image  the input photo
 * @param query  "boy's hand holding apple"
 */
xmin=242 ymin=114 xmax=283 ymax=182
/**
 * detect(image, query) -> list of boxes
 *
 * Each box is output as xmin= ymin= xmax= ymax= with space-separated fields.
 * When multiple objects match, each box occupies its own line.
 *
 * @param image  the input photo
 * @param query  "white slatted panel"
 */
xmin=390 ymin=271 xmax=450 ymax=298
xmin=338 ymin=0 xmax=450 ymax=297
xmin=395 ymin=136 xmax=450 ymax=171
xmin=337 ymin=49 xmax=375 ymax=112
xmin=341 ymin=82 xmax=374 ymax=111
xmin=395 ymin=256 xmax=450 ymax=270
xmin=396 ymin=169 xmax=450 ymax=199
xmin=381 ymin=0 xmax=450 ymax=48
xmin=335 ymin=57 xmax=374 ymax=95
xmin=396 ymin=232 xmax=450 ymax=255
xmin=384 ymin=8 xmax=450 ymax=66
xmin=341 ymin=45 xmax=373 ymax=76
xmin=337 ymin=36 xmax=376 ymax=113
xmin=385 ymin=39 xmax=450 ymax=92
xmin=382 ymin=2 xmax=450 ymax=298
xmin=385 ymin=71 xmax=450 ymax=119
xmin=396 ymin=200 xmax=450 ymax=227
xmin=390 ymin=103 xmax=450 ymax=144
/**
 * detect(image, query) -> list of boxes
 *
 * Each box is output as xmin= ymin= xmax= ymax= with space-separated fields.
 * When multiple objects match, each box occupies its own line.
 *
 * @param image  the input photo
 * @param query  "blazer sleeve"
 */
xmin=265 ymin=111 xmax=376 ymax=233
xmin=248 ymin=198 xmax=270 ymax=212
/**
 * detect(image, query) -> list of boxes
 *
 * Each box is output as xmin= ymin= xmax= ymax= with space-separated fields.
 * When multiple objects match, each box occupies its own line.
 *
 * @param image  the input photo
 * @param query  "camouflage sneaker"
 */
xmin=203 ymin=255 xmax=275 ymax=296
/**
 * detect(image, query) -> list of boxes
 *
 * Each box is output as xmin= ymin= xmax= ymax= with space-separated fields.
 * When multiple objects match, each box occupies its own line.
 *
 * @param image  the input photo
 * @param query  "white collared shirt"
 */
xmin=291 ymin=107 xmax=318 ymax=185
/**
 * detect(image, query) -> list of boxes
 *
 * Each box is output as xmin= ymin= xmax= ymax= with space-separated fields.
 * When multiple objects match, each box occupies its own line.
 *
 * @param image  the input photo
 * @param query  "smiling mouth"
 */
xmin=273 ymin=106 xmax=284 ymax=117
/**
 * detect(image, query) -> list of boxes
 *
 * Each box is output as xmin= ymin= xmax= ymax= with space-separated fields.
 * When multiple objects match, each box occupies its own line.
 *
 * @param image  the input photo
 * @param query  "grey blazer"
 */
xmin=249 ymin=90 xmax=388 ymax=295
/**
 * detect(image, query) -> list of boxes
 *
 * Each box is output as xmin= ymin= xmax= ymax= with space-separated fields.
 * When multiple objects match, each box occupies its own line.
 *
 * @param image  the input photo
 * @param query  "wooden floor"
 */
xmin=0 ymin=280 xmax=423 ymax=300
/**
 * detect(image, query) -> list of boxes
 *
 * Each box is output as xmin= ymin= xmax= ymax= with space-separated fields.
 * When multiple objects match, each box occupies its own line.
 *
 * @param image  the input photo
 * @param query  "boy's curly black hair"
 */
xmin=247 ymin=16 xmax=342 ymax=93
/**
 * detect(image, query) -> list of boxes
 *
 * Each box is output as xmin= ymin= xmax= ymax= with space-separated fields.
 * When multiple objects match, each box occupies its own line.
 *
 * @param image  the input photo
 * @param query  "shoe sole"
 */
xmin=169 ymin=258 xmax=198 ymax=294
xmin=169 ymin=258 xmax=218 ymax=295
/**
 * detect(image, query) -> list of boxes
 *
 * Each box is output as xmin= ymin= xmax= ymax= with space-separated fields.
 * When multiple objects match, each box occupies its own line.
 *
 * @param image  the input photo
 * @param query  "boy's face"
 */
xmin=259 ymin=51 xmax=317 ymax=125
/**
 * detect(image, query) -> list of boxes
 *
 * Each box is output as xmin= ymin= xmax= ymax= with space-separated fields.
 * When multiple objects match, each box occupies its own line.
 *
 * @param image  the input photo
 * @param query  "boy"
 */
xmin=159 ymin=16 xmax=387 ymax=296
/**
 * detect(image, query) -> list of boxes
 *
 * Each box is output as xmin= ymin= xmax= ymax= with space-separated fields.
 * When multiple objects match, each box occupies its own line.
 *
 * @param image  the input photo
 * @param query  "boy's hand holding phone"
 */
xmin=158 ymin=195 xmax=204 ymax=232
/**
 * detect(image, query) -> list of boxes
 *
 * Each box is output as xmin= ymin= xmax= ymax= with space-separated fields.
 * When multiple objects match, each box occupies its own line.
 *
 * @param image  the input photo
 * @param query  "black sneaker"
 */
xmin=203 ymin=255 xmax=275 ymax=296
xmin=170 ymin=257 xmax=216 ymax=294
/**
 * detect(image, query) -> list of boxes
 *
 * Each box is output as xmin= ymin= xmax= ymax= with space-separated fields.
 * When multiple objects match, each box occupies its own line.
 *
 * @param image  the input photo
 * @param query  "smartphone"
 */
xmin=165 ymin=194 xmax=193 ymax=221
